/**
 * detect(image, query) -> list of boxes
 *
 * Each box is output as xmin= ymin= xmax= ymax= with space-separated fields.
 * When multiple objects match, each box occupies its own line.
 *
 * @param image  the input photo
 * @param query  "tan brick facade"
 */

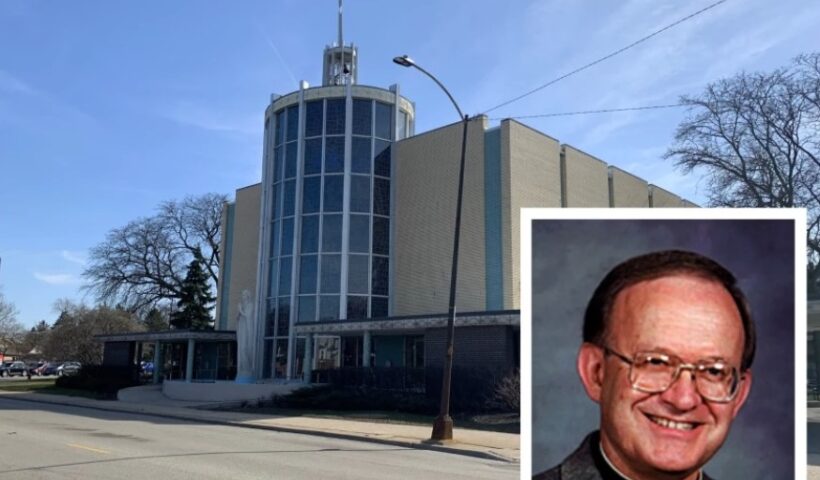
xmin=561 ymin=145 xmax=610 ymax=207
xmin=393 ymin=118 xmax=488 ymax=316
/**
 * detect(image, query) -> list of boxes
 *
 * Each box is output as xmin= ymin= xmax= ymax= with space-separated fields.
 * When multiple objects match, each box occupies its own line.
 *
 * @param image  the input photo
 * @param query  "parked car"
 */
xmin=0 ymin=363 xmax=9 ymax=377
xmin=57 ymin=362 xmax=82 ymax=376
xmin=5 ymin=361 xmax=28 ymax=377
xmin=27 ymin=362 xmax=45 ymax=376
xmin=42 ymin=363 xmax=61 ymax=376
xmin=33 ymin=362 xmax=49 ymax=376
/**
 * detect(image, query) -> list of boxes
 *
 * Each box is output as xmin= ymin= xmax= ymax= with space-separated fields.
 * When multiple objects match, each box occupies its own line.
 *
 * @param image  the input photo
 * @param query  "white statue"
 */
xmin=236 ymin=290 xmax=256 ymax=383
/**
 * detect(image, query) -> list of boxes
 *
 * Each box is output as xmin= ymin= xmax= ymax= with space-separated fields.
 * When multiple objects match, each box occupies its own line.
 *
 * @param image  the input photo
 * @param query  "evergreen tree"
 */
xmin=142 ymin=307 xmax=169 ymax=331
xmin=169 ymin=256 xmax=215 ymax=330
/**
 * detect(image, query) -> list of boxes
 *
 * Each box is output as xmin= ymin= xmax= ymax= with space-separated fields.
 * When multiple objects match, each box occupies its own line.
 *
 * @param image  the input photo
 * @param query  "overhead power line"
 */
xmin=489 ymin=103 xmax=684 ymax=121
xmin=480 ymin=0 xmax=727 ymax=115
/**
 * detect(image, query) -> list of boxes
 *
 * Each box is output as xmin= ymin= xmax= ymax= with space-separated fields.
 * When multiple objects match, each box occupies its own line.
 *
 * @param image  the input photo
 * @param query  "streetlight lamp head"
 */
xmin=392 ymin=55 xmax=415 ymax=68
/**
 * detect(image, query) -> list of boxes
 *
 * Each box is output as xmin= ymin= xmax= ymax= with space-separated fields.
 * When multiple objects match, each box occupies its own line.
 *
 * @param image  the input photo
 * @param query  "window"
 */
xmin=347 ymin=296 xmax=368 ymax=319
xmin=371 ymin=297 xmax=388 ymax=318
xmin=263 ymin=340 xmax=273 ymax=378
xmin=373 ymin=178 xmax=389 ymax=216
xmin=320 ymin=254 xmax=341 ymax=293
xmin=325 ymin=136 xmax=344 ymax=173
xmin=351 ymin=136 xmax=371 ymax=174
xmin=281 ymin=217 xmax=294 ymax=256
xmin=278 ymin=256 xmax=292 ymax=296
xmin=299 ymin=255 xmax=318 ymax=294
xmin=304 ymin=138 xmax=322 ymax=175
xmin=277 ymin=297 xmax=291 ymax=332
xmin=269 ymin=220 xmax=280 ymax=257
xmin=300 ymin=215 xmax=319 ymax=253
xmin=285 ymin=143 xmax=297 ymax=179
xmin=276 ymin=305 xmax=290 ymax=336
xmin=265 ymin=299 xmax=276 ymax=336
xmin=302 ymin=177 xmax=320 ymax=214
xmin=319 ymin=295 xmax=339 ymax=321
xmin=322 ymin=214 xmax=342 ymax=252
xmin=274 ymin=145 xmax=283 ymax=183
xmin=371 ymin=256 xmax=389 ymax=296
xmin=352 ymin=98 xmax=372 ymax=136
xmin=375 ymin=102 xmax=392 ymax=140
xmin=374 ymin=140 xmax=390 ymax=177
xmin=398 ymin=110 xmax=408 ymax=140
xmin=350 ymin=176 xmax=370 ymax=213
xmin=348 ymin=254 xmax=369 ymax=294
xmin=267 ymin=258 xmax=279 ymax=295
xmin=283 ymin=180 xmax=296 ymax=217
xmin=274 ymin=110 xmax=284 ymax=145
xmin=349 ymin=215 xmax=370 ymax=253
xmin=323 ymin=175 xmax=343 ymax=212
xmin=286 ymin=105 xmax=299 ymax=142
xmin=271 ymin=183 xmax=281 ymax=220
xmin=405 ymin=335 xmax=424 ymax=367
xmin=298 ymin=296 xmax=316 ymax=323
xmin=372 ymin=217 xmax=389 ymax=255
xmin=305 ymin=100 xmax=323 ymax=138
xmin=275 ymin=339 xmax=289 ymax=378
xmin=326 ymin=98 xmax=345 ymax=135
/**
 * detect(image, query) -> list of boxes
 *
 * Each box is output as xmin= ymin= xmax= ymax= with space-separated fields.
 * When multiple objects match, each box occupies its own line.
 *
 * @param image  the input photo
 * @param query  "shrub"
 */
xmin=55 ymin=365 xmax=141 ymax=399
xmin=273 ymin=385 xmax=437 ymax=414
xmin=424 ymin=366 xmax=508 ymax=413
xmin=486 ymin=369 xmax=520 ymax=412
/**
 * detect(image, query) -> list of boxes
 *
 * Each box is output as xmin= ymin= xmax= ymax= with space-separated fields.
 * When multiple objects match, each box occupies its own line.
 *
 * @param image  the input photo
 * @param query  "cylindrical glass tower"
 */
xmin=257 ymin=53 xmax=414 ymax=379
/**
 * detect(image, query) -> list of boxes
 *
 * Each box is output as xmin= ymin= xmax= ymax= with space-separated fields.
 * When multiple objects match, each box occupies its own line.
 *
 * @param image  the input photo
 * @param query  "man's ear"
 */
xmin=577 ymin=342 xmax=605 ymax=403
xmin=731 ymin=369 xmax=753 ymax=418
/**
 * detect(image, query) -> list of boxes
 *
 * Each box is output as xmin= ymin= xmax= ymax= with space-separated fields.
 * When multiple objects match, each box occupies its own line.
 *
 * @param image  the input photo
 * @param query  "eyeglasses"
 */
xmin=602 ymin=345 xmax=742 ymax=403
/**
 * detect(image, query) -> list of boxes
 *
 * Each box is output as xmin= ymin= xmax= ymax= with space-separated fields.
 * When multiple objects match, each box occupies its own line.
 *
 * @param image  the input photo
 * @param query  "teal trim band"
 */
xmin=218 ymin=203 xmax=235 ymax=330
xmin=484 ymin=128 xmax=503 ymax=310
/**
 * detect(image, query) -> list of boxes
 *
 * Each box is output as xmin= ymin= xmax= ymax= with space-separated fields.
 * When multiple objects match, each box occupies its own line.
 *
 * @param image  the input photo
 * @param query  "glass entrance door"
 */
xmin=314 ymin=336 xmax=340 ymax=370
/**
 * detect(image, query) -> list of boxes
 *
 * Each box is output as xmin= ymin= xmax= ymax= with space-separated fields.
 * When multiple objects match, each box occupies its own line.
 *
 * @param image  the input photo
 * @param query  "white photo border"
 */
xmin=520 ymin=207 xmax=807 ymax=479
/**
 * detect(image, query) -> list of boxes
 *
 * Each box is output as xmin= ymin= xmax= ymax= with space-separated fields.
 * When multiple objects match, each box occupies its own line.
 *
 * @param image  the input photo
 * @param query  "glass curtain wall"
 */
xmin=264 ymin=92 xmax=401 ymax=379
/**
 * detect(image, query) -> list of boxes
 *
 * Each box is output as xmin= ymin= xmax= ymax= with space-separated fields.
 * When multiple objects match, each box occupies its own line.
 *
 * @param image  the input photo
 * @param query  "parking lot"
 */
xmin=0 ymin=374 xmax=58 ymax=381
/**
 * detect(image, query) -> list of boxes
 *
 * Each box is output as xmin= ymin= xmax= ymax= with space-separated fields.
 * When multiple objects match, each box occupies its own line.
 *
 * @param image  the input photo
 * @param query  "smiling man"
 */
xmin=534 ymin=250 xmax=755 ymax=480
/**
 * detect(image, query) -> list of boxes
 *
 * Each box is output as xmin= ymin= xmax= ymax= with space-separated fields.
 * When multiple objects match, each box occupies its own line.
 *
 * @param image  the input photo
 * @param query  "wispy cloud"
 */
xmin=159 ymin=101 xmax=260 ymax=135
xmin=33 ymin=272 xmax=80 ymax=286
xmin=0 ymin=70 xmax=37 ymax=95
xmin=60 ymin=250 xmax=86 ymax=266
xmin=253 ymin=20 xmax=298 ymax=87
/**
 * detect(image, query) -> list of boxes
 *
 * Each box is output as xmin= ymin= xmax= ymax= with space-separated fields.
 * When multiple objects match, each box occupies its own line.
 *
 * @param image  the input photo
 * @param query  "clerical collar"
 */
xmin=598 ymin=441 xmax=703 ymax=480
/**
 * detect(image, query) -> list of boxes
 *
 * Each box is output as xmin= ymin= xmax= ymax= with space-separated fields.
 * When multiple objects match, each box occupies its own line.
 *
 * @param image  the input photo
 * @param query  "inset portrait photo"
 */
xmin=521 ymin=209 xmax=805 ymax=480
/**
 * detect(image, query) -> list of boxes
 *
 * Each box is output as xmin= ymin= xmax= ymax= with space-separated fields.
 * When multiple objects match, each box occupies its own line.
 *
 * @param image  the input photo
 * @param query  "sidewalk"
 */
xmin=0 ymin=385 xmax=519 ymax=463
xmin=809 ymin=406 xmax=820 ymax=423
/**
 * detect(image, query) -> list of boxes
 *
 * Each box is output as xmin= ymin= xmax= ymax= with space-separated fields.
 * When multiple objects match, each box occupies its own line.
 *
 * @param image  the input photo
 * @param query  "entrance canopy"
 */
xmin=96 ymin=330 xmax=237 ymax=384
xmin=97 ymin=330 xmax=236 ymax=343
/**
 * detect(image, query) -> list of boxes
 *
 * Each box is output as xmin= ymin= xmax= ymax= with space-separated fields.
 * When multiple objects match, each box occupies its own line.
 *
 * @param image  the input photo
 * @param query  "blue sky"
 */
xmin=1 ymin=0 xmax=818 ymax=328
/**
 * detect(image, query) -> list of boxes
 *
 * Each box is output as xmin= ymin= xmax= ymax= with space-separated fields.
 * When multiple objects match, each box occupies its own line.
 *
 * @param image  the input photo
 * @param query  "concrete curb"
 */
xmin=0 ymin=394 xmax=518 ymax=464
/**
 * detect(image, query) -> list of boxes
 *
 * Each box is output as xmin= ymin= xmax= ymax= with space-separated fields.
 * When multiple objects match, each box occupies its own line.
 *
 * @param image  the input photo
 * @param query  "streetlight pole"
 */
xmin=393 ymin=55 xmax=468 ymax=441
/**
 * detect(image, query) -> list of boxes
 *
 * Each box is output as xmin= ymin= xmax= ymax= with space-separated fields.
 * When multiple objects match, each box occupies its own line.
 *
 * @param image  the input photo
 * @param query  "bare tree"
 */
xmin=22 ymin=320 xmax=50 ymax=357
xmin=83 ymin=193 xmax=228 ymax=312
xmin=0 ymin=291 xmax=24 ymax=358
xmin=665 ymin=53 xmax=820 ymax=295
xmin=160 ymin=193 xmax=224 ymax=283
xmin=43 ymin=301 xmax=144 ymax=364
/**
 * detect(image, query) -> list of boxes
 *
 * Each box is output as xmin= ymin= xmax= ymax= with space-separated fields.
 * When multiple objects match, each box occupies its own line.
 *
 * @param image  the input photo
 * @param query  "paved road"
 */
xmin=0 ymin=397 xmax=518 ymax=479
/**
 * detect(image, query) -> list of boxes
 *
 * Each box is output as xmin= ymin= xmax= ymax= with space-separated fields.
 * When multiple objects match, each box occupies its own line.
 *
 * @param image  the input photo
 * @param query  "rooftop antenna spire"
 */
xmin=338 ymin=0 xmax=343 ymax=53
xmin=322 ymin=0 xmax=357 ymax=85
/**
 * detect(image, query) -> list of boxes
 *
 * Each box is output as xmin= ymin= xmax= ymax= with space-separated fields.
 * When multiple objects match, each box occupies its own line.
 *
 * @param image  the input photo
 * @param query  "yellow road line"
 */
xmin=67 ymin=443 xmax=110 ymax=454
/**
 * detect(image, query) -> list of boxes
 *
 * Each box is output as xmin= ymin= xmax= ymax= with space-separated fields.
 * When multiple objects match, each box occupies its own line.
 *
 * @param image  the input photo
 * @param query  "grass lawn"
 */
xmin=0 ymin=378 xmax=99 ymax=399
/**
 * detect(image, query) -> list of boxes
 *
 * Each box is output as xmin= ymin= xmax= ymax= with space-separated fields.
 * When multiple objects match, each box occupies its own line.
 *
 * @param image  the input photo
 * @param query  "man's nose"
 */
xmin=659 ymin=370 xmax=702 ymax=410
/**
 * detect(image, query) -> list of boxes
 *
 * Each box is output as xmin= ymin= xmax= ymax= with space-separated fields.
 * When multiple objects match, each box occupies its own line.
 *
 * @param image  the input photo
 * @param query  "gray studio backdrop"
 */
xmin=531 ymin=219 xmax=795 ymax=478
